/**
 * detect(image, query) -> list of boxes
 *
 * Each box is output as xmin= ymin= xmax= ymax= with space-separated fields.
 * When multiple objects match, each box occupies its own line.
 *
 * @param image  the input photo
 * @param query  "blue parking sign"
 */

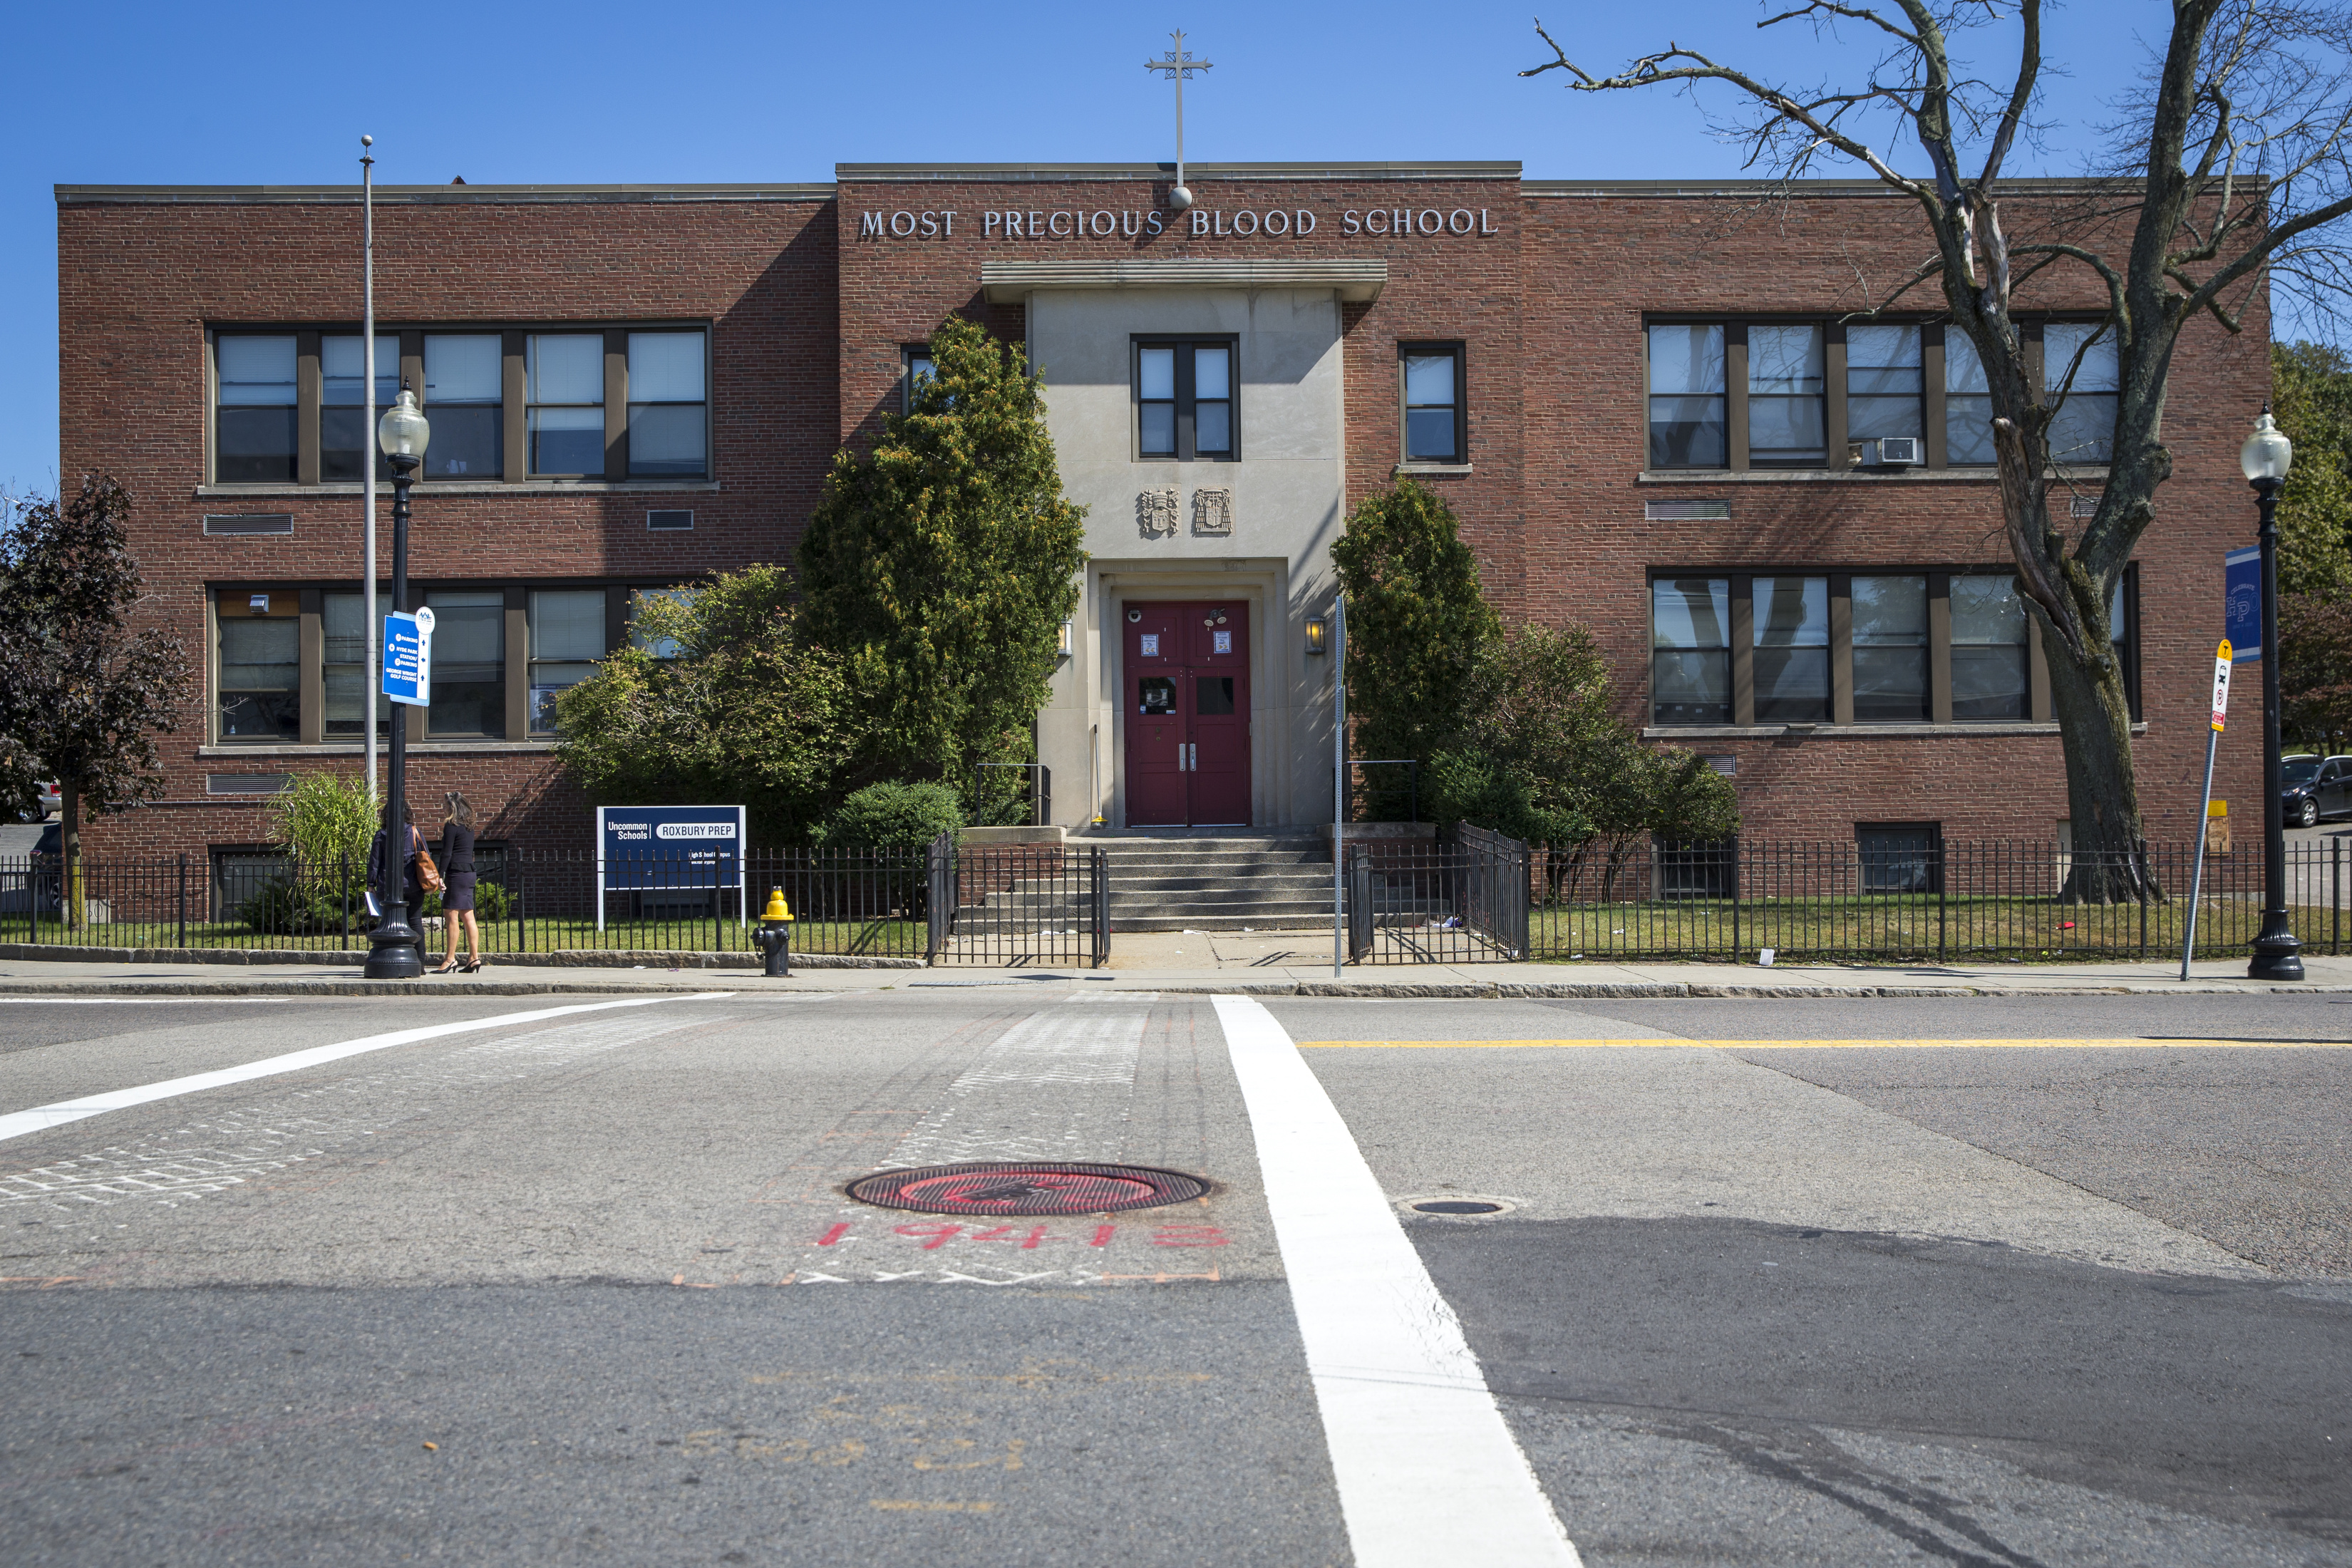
xmin=382 ymin=607 xmax=434 ymax=704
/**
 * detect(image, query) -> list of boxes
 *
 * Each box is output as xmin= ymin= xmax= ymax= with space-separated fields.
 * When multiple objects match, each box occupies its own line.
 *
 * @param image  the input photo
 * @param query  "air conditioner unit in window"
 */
xmin=1864 ymin=436 xmax=1923 ymax=467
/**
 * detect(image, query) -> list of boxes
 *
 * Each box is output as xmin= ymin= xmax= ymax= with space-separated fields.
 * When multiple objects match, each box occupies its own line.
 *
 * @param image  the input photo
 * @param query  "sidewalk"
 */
xmin=1 ymin=942 xmax=2346 ymax=999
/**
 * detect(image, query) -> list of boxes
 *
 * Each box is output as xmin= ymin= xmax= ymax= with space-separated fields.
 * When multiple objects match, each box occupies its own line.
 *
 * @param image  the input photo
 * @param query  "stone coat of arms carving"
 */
xmin=1138 ymin=488 xmax=1178 ymax=538
xmin=1192 ymin=487 xmax=1234 ymax=537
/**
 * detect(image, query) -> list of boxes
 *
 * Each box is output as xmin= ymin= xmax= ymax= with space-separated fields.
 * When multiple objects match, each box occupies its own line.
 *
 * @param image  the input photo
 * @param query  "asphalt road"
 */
xmin=1 ymin=986 xmax=2347 ymax=1565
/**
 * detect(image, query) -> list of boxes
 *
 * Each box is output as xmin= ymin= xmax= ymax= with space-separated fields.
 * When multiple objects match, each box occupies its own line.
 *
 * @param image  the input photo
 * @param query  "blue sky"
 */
xmin=1 ymin=1 xmax=2186 ymax=495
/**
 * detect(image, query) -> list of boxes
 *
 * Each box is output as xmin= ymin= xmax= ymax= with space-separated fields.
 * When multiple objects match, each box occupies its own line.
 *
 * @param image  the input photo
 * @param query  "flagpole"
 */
xmin=361 ymin=135 xmax=379 ymax=805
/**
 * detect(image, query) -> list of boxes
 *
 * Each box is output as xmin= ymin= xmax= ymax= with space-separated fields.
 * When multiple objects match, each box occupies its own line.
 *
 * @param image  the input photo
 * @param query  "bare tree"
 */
xmin=1526 ymin=0 xmax=2352 ymax=899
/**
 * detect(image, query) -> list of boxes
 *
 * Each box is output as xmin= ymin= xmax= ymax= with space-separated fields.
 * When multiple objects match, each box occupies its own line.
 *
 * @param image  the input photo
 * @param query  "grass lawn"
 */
xmin=1531 ymin=893 xmax=2347 ymax=962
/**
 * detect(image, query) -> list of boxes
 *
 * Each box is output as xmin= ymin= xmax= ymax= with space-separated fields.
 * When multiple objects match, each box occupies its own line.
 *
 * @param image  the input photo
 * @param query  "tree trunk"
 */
xmin=2041 ymin=625 xmax=2160 ymax=903
xmin=59 ymin=778 xmax=83 ymax=933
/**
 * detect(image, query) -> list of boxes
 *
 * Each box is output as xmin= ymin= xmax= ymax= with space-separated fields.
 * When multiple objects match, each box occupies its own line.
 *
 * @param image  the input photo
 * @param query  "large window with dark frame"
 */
xmin=1643 ymin=316 xmax=2115 ymax=471
xmin=1134 ymin=338 xmax=1237 ymax=460
xmin=1400 ymin=342 xmax=1465 ymax=464
xmin=320 ymin=334 xmax=398 ymax=482
xmin=205 ymin=580 xmax=718 ymax=746
xmin=1647 ymin=567 xmax=2139 ymax=728
xmin=215 ymin=336 xmax=299 ymax=483
xmin=207 ymin=324 xmax=712 ymax=486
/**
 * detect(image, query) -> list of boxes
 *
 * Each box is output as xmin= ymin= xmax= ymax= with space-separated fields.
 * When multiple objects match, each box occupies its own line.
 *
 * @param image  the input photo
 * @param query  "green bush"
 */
xmin=813 ymin=780 xmax=964 ymax=851
xmin=238 ymin=875 xmax=363 ymax=937
xmin=421 ymin=878 xmax=511 ymax=924
xmin=267 ymin=772 xmax=376 ymax=870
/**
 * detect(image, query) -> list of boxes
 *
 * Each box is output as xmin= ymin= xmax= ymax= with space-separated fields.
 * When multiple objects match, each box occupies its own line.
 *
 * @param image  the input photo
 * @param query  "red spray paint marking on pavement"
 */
xmin=815 ymin=1223 xmax=851 ymax=1247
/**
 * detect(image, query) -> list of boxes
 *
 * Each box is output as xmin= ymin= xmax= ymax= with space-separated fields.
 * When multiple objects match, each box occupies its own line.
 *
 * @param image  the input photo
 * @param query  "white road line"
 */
xmin=1214 ymin=995 xmax=1581 ymax=1568
xmin=0 ymin=993 xmax=734 ymax=1145
xmin=0 ymin=998 xmax=299 ymax=1006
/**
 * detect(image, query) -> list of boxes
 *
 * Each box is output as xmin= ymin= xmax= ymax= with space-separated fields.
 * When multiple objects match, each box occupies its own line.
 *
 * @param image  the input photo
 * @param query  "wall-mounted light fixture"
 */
xmin=1058 ymin=618 xmax=1074 ymax=659
xmin=1304 ymin=616 xmax=1328 ymax=656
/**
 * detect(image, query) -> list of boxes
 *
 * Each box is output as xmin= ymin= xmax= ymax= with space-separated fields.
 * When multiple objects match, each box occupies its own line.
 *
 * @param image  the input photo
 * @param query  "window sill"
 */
xmin=1394 ymin=463 xmax=1472 ymax=476
xmin=1639 ymin=467 xmax=2108 ymax=484
xmin=195 ymin=480 xmax=721 ymax=498
xmin=197 ymin=741 xmax=559 ymax=757
xmin=1644 ymin=721 xmax=2146 ymax=739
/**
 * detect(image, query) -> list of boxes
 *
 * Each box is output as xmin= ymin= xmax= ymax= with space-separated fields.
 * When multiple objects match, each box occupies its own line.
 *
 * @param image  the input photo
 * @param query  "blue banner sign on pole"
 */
xmin=2224 ymin=547 xmax=2261 ymax=661
xmin=381 ymin=607 xmax=434 ymax=704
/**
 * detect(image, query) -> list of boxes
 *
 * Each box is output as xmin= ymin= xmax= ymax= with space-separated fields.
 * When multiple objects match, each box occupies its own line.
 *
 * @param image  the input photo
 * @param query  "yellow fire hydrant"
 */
xmin=753 ymin=887 xmax=795 ymax=977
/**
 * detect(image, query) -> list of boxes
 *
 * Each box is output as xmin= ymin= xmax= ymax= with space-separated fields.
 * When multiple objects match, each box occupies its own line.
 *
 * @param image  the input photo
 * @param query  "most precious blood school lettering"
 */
xmin=856 ymin=207 xmax=1501 ymax=239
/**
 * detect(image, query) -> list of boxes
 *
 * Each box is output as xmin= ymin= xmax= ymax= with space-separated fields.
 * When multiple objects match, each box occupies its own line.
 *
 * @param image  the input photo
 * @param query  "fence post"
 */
xmin=1091 ymin=847 xmax=1108 ymax=969
xmin=925 ymin=830 xmax=949 ymax=963
xmin=2336 ymin=836 xmax=2343 ymax=957
xmin=515 ymin=858 xmax=527 ymax=954
xmin=177 ymin=852 xmax=188 ymax=950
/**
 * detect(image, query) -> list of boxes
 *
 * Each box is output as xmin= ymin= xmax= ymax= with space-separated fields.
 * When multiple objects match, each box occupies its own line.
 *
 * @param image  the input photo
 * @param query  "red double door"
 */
xmin=1124 ymin=601 xmax=1251 ymax=827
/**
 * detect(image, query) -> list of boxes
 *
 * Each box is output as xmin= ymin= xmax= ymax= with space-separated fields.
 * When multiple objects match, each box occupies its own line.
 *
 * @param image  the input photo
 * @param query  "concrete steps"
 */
xmin=948 ymin=833 xmax=1342 ymax=936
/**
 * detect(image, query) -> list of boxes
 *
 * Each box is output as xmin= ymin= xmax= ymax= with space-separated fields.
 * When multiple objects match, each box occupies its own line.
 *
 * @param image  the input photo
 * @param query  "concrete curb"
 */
xmin=1 ymin=976 xmax=2343 ymax=1001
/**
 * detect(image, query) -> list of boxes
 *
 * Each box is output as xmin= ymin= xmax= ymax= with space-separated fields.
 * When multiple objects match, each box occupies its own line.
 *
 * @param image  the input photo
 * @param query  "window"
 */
xmin=530 ymin=589 xmax=607 ymax=735
xmin=1401 ymin=344 xmax=1465 ymax=463
xmin=1748 ymin=324 xmax=1826 ymax=465
xmin=629 ymin=587 xmax=698 ymax=661
xmin=425 ymin=591 xmax=505 ymax=736
xmin=1945 ymin=331 xmax=1995 ymax=465
xmin=1857 ymin=823 xmax=1942 ymax=894
xmin=1852 ymin=574 xmax=1929 ymax=723
xmin=423 ymin=334 xmax=502 ymax=479
xmin=627 ymin=331 xmax=706 ymax=478
xmin=215 ymin=336 xmax=299 ymax=483
xmin=1135 ymin=339 xmax=1237 ymax=460
xmin=321 ymin=334 xmax=398 ymax=482
xmin=1847 ymin=326 xmax=1923 ymax=446
xmin=1950 ymin=575 xmax=2028 ymax=720
xmin=216 ymin=593 xmax=299 ymax=741
xmin=1652 ymin=577 xmax=1732 ymax=725
xmin=2110 ymin=572 xmax=2139 ymax=719
xmin=322 ymin=592 xmax=390 ymax=741
xmin=1647 ymin=324 xmax=1726 ymax=468
xmin=1753 ymin=576 xmax=1830 ymax=723
xmin=527 ymin=334 xmax=605 ymax=476
xmin=903 ymin=346 xmax=935 ymax=412
xmin=2045 ymin=321 xmax=2118 ymax=465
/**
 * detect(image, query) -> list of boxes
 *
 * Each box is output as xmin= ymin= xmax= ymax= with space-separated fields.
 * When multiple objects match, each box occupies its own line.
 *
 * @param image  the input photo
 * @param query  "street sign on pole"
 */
xmin=381 ymin=606 xmax=433 ymax=706
xmin=2225 ymin=547 xmax=2261 ymax=661
xmin=2184 ymin=638 xmax=2232 ymax=980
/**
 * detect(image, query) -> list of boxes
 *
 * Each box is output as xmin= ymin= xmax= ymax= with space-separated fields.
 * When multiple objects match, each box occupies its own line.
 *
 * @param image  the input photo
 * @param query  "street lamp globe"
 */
xmin=2240 ymin=406 xmax=2292 ymax=483
xmin=376 ymin=387 xmax=431 ymax=463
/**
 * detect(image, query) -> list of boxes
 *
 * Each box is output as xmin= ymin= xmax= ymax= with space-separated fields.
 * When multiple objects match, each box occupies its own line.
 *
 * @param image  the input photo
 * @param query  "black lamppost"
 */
xmin=363 ymin=386 xmax=430 ymax=980
xmin=2241 ymin=405 xmax=2305 ymax=982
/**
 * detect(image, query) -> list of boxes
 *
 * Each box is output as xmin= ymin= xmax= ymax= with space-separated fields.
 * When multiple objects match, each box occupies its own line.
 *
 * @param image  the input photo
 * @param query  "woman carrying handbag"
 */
xmin=366 ymin=798 xmax=432 ymax=927
xmin=434 ymin=791 xmax=482 ymax=974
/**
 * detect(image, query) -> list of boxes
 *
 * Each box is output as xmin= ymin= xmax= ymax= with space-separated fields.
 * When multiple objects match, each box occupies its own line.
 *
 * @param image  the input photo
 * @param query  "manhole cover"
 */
xmin=1412 ymin=1200 xmax=1506 ymax=1215
xmin=845 ymin=1162 xmax=1211 ymax=1217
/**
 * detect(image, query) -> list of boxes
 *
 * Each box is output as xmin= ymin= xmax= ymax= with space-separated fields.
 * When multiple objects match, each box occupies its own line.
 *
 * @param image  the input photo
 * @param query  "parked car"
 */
xmin=11 ymin=780 xmax=60 ymax=823
xmin=2282 ymin=753 xmax=2352 ymax=827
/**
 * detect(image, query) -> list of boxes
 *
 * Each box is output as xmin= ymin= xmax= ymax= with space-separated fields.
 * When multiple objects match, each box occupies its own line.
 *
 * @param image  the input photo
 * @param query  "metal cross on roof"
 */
xmin=1143 ymin=31 xmax=1212 ymax=211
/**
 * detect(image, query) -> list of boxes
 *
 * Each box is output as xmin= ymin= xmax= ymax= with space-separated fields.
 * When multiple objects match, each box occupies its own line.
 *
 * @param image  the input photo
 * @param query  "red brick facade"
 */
xmin=53 ymin=165 xmax=2263 ymax=860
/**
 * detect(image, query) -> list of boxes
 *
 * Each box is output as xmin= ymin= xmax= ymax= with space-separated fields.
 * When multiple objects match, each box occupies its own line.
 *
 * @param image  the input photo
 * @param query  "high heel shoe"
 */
xmin=432 ymin=958 xmax=462 ymax=975
xmin=460 ymin=958 xmax=482 ymax=974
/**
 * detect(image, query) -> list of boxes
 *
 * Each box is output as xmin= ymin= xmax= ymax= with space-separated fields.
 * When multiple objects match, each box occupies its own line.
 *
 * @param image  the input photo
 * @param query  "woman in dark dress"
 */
xmin=435 ymin=790 xmax=481 ymax=974
xmin=367 ymin=798 xmax=424 ymax=922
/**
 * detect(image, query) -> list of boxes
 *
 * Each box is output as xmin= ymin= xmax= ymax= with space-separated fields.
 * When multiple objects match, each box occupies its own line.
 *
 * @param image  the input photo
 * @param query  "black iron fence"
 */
xmin=1341 ymin=832 xmax=2351 ymax=964
xmin=0 ymin=840 xmax=1109 ymax=969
